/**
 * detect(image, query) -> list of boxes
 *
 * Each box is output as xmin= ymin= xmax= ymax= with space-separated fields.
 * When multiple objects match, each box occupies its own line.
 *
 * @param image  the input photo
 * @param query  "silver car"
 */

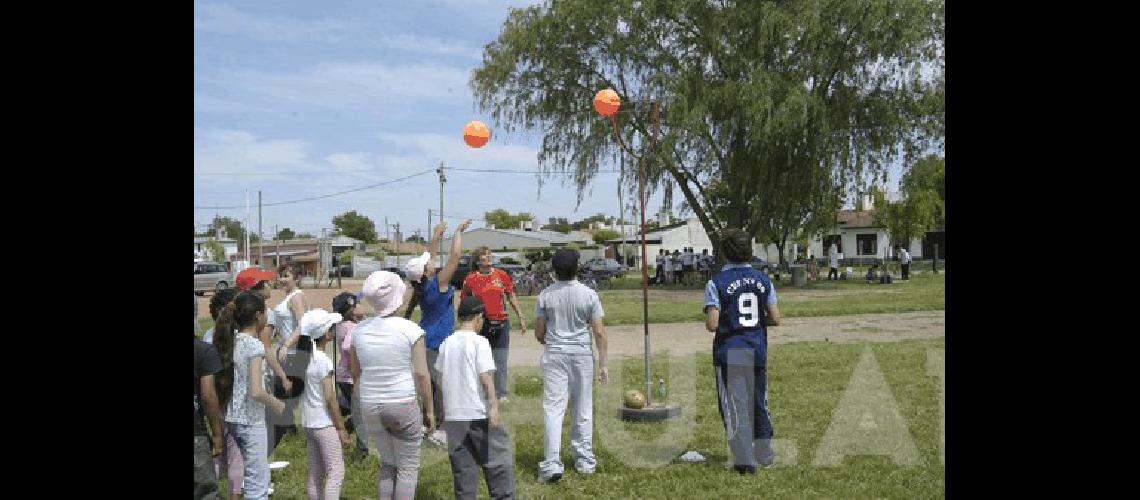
xmin=194 ymin=262 xmax=233 ymax=295
xmin=585 ymin=258 xmax=628 ymax=276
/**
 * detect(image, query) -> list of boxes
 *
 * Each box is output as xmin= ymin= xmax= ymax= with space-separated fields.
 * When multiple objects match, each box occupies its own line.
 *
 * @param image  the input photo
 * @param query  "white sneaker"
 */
xmin=267 ymin=484 xmax=275 ymax=495
xmin=498 ymin=396 xmax=510 ymax=403
xmin=426 ymin=429 xmax=448 ymax=447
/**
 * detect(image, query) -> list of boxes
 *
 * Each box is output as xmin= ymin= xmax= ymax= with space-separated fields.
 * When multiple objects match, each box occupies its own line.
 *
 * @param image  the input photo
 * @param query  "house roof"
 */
xmin=194 ymin=237 xmax=237 ymax=244
xmin=477 ymin=228 xmax=591 ymax=244
xmin=836 ymin=209 xmax=881 ymax=228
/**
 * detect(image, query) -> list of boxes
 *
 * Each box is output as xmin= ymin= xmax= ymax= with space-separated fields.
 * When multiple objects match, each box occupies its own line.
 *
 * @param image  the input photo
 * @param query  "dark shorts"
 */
xmin=683 ymin=265 xmax=694 ymax=272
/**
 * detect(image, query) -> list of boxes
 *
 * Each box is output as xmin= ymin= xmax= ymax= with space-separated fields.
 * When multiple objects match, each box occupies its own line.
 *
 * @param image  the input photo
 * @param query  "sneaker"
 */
xmin=498 ymin=396 xmax=510 ymax=403
xmin=426 ymin=429 xmax=448 ymax=447
xmin=733 ymin=465 xmax=756 ymax=475
xmin=757 ymin=442 xmax=776 ymax=468
xmin=539 ymin=472 xmax=562 ymax=484
xmin=574 ymin=459 xmax=596 ymax=474
xmin=268 ymin=484 xmax=275 ymax=495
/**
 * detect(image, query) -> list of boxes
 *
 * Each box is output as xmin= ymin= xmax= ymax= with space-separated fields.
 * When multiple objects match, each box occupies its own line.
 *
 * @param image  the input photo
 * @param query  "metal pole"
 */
xmin=245 ymin=190 xmax=250 ymax=265
xmin=275 ymin=225 xmax=280 ymax=268
xmin=437 ymin=163 xmax=446 ymax=261
xmin=641 ymin=101 xmax=660 ymax=405
xmin=258 ymin=191 xmax=262 ymax=268
xmin=934 ymin=243 xmax=939 ymax=274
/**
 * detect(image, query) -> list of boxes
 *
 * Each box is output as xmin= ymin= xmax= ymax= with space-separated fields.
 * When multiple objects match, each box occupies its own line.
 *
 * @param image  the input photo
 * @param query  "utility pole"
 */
xmin=258 ymin=190 xmax=262 ymax=268
xmin=244 ymin=190 xmax=250 ymax=266
xmin=274 ymin=225 xmax=279 ymax=268
xmin=391 ymin=222 xmax=401 ymax=270
xmin=437 ymin=162 xmax=446 ymax=261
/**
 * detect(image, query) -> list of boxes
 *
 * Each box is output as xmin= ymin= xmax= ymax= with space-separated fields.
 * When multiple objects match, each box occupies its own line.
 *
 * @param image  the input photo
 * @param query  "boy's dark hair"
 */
xmin=552 ymin=248 xmax=579 ymax=281
xmin=719 ymin=228 xmax=753 ymax=263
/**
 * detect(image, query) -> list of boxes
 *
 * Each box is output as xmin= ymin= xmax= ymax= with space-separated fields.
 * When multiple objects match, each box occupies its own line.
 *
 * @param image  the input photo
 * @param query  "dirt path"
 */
xmin=198 ymin=289 xmax=943 ymax=368
xmin=507 ymin=310 xmax=944 ymax=367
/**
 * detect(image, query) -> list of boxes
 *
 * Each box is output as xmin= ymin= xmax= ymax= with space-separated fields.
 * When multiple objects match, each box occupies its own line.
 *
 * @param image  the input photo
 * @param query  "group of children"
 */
xmin=654 ymin=247 xmax=714 ymax=285
xmin=194 ymin=221 xmax=515 ymax=499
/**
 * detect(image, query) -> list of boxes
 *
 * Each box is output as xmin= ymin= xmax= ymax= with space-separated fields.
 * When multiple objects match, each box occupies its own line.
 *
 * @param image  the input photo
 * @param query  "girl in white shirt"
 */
xmin=267 ymin=265 xmax=309 ymax=453
xmin=351 ymin=271 xmax=435 ymax=500
xmin=298 ymin=309 xmax=352 ymax=500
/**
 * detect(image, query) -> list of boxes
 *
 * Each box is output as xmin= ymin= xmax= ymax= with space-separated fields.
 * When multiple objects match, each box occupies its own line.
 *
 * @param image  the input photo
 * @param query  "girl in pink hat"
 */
xmin=351 ymin=271 xmax=435 ymax=499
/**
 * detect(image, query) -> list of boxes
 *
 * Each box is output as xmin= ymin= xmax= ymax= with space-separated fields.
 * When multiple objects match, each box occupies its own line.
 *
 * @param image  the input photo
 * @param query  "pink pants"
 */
xmin=214 ymin=426 xmax=243 ymax=495
xmin=305 ymin=426 xmax=345 ymax=500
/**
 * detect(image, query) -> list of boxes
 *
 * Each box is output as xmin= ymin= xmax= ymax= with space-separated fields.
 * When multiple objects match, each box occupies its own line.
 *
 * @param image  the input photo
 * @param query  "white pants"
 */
xmin=539 ymin=351 xmax=596 ymax=477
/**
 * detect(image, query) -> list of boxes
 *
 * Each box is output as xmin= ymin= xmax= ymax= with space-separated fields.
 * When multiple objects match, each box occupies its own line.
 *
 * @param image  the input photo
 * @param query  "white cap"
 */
xmin=403 ymin=252 xmax=432 ymax=282
xmin=299 ymin=309 xmax=343 ymax=341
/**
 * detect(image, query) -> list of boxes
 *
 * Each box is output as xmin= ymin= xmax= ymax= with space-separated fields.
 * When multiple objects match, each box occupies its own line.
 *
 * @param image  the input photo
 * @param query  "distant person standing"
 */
xmin=899 ymin=247 xmax=911 ymax=280
xmin=672 ymin=250 xmax=684 ymax=285
xmin=827 ymin=243 xmax=839 ymax=281
xmin=807 ymin=254 xmax=819 ymax=281
xmin=655 ymin=249 xmax=666 ymax=285
xmin=660 ymin=250 xmax=674 ymax=284
xmin=682 ymin=247 xmax=696 ymax=285
xmin=698 ymin=249 xmax=713 ymax=282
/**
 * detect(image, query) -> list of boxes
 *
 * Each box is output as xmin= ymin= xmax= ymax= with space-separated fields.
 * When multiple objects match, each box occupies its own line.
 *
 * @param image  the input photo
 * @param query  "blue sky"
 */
xmin=194 ymin=0 xmax=919 ymax=240
xmin=194 ymin=0 xmax=663 ymax=239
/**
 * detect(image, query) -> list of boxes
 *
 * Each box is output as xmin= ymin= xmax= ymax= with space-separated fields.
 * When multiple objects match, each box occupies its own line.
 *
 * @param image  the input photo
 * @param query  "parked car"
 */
xmin=194 ymin=262 xmax=233 ymax=295
xmin=328 ymin=265 xmax=352 ymax=278
xmin=449 ymin=255 xmax=474 ymax=289
xmin=749 ymin=257 xmax=772 ymax=273
xmin=584 ymin=258 xmax=628 ymax=276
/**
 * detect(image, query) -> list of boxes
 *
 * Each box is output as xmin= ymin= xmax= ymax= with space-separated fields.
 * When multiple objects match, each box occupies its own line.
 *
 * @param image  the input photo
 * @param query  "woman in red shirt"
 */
xmin=461 ymin=247 xmax=528 ymax=402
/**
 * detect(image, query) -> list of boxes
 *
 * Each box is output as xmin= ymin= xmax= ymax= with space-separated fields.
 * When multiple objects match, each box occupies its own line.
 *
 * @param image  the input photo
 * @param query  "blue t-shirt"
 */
xmin=703 ymin=263 xmax=775 ymax=367
xmin=420 ymin=276 xmax=456 ymax=351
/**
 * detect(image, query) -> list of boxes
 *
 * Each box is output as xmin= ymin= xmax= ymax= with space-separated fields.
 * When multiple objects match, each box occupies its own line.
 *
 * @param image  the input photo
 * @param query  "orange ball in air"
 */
xmin=463 ymin=120 xmax=491 ymax=148
xmin=594 ymin=89 xmax=621 ymax=116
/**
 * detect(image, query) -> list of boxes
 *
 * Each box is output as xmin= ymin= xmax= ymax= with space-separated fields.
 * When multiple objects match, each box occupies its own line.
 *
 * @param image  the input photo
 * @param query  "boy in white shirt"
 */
xmin=435 ymin=296 xmax=515 ymax=499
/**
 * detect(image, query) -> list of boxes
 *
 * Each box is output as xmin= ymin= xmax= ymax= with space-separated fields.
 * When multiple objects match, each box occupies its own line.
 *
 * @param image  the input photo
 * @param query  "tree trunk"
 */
xmin=775 ymin=240 xmax=786 ymax=269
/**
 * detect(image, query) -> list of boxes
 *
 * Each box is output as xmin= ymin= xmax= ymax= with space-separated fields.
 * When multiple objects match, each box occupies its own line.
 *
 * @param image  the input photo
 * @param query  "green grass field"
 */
xmin=247 ymin=338 xmax=944 ymax=498
xmin=196 ymin=273 xmax=944 ymax=334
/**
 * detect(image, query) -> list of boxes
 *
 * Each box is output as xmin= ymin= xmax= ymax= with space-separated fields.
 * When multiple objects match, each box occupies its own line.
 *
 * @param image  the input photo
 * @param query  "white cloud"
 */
xmin=200 ymin=62 xmax=468 ymax=113
xmin=194 ymin=2 xmax=482 ymax=60
xmin=194 ymin=3 xmax=357 ymax=43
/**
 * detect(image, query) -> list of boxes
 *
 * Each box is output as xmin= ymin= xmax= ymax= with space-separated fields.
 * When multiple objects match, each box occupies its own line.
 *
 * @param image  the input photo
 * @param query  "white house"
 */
xmin=194 ymin=237 xmax=239 ymax=262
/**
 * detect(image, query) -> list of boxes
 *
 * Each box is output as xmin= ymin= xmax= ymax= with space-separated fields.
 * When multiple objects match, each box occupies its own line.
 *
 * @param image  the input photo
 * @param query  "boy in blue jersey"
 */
xmin=405 ymin=219 xmax=472 ymax=446
xmin=703 ymin=228 xmax=782 ymax=473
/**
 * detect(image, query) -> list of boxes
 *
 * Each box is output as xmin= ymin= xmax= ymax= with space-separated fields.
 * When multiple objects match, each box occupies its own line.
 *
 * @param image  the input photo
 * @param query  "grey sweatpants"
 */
xmin=539 ymin=351 xmax=597 ymax=477
xmin=443 ymin=419 xmax=516 ymax=500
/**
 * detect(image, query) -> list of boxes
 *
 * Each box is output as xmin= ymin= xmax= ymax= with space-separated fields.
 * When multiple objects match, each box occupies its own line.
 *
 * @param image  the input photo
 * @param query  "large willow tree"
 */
xmin=471 ymin=0 xmax=944 ymax=264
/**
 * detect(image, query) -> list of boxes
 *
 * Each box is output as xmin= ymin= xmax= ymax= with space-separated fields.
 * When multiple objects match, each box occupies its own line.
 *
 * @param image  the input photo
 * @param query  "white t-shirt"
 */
xmin=203 ymin=326 xmax=215 ymax=344
xmin=272 ymin=289 xmax=303 ymax=344
xmin=662 ymin=256 xmax=674 ymax=272
xmin=435 ymin=330 xmax=496 ymax=421
xmin=352 ymin=316 xmax=425 ymax=404
xmin=828 ymin=245 xmax=839 ymax=268
xmin=901 ymin=250 xmax=911 ymax=265
xmin=682 ymin=251 xmax=695 ymax=266
xmin=301 ymin=350 xmax=335 ymax=429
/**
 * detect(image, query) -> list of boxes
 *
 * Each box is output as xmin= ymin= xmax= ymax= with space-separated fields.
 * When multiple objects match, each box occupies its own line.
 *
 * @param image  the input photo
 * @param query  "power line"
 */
xmin=195 ymin=167 xmax=624 ymax=176
xmin=193 ymin=169 xmax=435 ymax=209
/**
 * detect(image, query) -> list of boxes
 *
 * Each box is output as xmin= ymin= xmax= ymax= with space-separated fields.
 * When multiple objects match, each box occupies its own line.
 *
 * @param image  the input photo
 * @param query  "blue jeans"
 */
xmin=230 ymin=422 xmax=270 ymax=500
xmin=480 ymin=319 xmax=511 ymax=398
